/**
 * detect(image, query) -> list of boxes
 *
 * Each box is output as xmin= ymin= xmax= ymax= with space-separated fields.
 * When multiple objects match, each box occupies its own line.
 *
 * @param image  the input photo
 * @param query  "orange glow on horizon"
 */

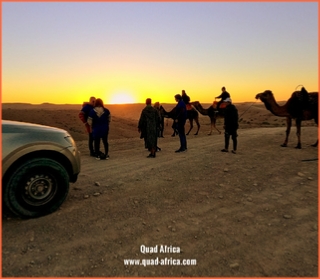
xmin=107 ymin=92 xmax=137 ymax=104
xmin=2 ymin=82 xmax=318 ymax=105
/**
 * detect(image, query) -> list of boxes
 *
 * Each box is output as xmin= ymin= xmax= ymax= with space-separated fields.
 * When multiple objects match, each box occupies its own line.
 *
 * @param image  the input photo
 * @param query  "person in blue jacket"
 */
xmin=87 ymin=98 xmax=111 ymax=160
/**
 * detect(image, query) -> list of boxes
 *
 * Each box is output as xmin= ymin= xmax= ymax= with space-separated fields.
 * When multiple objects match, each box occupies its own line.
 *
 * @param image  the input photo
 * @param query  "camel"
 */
xmin=159 ymin=105 xmax=200 ymax=136
xmin=191 ymin=101 xmax=224 ymax=135
xmin=255 ymin=88 xmax=318 ymax=149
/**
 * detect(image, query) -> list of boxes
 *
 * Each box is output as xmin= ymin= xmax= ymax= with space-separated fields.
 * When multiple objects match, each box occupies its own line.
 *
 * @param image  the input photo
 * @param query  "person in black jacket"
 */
xmin=221 ymin=98 xmax=238 ymax=154
xmin=174 ymin=94 xmax=187 ymax=152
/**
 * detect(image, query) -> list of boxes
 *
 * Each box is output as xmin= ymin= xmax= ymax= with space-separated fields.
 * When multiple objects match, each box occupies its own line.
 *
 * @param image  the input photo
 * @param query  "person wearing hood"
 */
xmin=79 ymin=96 xmax=96 ymax=156
xmin=138 ymin=98 xmax=160 ymax=158
xmin=87 ymin=98 xmax=111 ymax=160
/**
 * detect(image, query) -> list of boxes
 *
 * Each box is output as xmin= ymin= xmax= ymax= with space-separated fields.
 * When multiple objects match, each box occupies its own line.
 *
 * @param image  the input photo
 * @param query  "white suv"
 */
xmin=2 ymin=120 xmax=81 ymax=218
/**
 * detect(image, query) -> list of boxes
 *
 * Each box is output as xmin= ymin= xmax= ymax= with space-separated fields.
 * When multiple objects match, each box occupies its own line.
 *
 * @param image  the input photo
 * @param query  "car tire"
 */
xmin=3 ymin=158 xmax=70 ymax=218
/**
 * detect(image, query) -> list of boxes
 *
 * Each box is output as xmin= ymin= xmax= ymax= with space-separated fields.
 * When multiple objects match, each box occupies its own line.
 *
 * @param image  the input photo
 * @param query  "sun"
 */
xmin=107 ymin=92 xmax=137 ymax=104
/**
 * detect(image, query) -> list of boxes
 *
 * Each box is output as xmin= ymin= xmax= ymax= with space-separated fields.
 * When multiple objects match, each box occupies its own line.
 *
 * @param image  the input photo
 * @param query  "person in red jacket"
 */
xmin=79 ymin=96 xmax=96 ymax=156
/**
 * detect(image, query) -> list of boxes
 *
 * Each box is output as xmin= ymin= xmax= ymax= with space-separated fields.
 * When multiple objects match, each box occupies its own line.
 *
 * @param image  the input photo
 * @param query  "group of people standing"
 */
xmin=138 ymin=93 xmax=189 ymax=158
xmin=79 ymin=86 xmax=239 ymax=160
xmin=79 ymin=97 xmax=111 ymax=160
xmin=137 ymin=86 xmax=239 ymax=157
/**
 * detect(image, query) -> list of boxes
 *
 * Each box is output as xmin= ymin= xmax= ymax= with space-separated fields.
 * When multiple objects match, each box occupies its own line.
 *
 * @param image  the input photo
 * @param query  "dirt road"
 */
xmin=2 ymin=126 xmax=318 ymax=277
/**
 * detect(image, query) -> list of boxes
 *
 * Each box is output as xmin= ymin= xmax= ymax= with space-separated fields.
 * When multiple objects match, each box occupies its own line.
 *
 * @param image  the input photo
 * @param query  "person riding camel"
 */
xmin=182 ymin=90 xmax=192 ymax=110
xmin=300 ymin=87 xmax=310 ymax=110
xmin=296 ymin=86 xmax=310 ymax=118
xmin=215 ymin=86 xmax=231 ymax=112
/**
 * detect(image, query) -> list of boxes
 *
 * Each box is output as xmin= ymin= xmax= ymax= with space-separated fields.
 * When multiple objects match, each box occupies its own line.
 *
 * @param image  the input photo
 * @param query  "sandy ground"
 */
xmin=2 ymin=102 xmax=318 ymax=277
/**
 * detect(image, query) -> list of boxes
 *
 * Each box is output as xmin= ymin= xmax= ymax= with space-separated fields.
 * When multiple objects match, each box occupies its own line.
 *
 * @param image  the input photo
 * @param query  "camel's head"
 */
xmin=255 ymin=90 xmax=273 ymax=102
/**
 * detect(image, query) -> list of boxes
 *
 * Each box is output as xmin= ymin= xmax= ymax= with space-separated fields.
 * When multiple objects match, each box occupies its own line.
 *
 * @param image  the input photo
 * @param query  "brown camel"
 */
xmin=255 ymin=88 xmax=318 ymax=149
xmin=191 ymin=101 xmax=224 ymax=135
xmin=159 ymin=105 xmax=200 ymax=136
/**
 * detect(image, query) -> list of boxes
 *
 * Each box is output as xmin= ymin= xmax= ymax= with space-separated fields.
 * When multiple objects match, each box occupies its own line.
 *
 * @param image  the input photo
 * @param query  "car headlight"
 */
xmin=64 ymin=134 xmax=76 ymax=146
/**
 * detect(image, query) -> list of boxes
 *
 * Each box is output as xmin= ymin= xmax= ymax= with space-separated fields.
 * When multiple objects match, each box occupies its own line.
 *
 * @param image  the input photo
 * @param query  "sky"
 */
xmin=2 ymin=2 xmax=318 ymax=104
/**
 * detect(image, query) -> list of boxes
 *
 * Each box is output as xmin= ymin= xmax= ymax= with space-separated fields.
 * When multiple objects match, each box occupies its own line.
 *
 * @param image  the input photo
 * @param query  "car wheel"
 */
xmin=3 ymin=158 xmax=70 ymax=218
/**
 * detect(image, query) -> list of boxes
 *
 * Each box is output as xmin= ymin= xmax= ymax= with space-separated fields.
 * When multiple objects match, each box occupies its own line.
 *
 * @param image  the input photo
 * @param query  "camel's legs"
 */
xmin=208 ymin=126 xmax=212 ymax=135
xmin=171 ymin=120 xmax=178 ymax=137
xmin=186 ymin=119 xmax=193 ymax=135
xmin=281 ymin=117 xmax=292 ymax=147
xmin=295 ymin=118 xmax=302 ymax=149
xmin=194 ymin=117 xmax=200 ymax=135
xmin=208 ymin=117 xmax=214 ymax=135
xmin=311 ymin=140 xmax=318 ymax=147
xmin=213 ymin=125 xmax=221 ymax=134
xmin=209 ymin=117 xmax=221 ymax=135
xmin=311 ymin=117 xmax=318 ymax=147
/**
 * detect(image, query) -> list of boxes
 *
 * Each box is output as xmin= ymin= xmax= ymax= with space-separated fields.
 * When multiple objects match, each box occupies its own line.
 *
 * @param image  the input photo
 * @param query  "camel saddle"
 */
xmin=212 ymin=101 xmax=227 ymax=110
xmin=186 ymin=104 xmax=192 ymax=110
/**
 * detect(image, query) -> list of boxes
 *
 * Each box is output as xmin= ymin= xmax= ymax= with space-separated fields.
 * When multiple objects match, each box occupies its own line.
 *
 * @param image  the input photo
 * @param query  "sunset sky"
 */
xmin=2 ymin=2 xmax=318 ymax=104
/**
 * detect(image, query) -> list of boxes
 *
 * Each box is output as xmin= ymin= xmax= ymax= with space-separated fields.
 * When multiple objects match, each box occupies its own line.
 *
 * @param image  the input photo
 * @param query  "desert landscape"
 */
xmin=2 ymin=101 xmax=318 ymax=277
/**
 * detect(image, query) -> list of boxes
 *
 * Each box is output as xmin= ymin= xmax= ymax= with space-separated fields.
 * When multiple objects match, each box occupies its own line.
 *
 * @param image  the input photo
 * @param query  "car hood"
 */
xmin=2 ymin=120 xmax=67 ymax=134
xmin=2 ymin=120 xmax=75 ymax=161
